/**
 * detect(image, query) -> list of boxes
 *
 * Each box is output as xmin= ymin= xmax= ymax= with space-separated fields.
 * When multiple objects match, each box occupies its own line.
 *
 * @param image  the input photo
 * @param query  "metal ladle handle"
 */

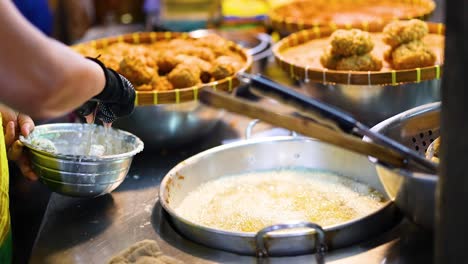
xmin=255 ymin=221 xmax=327 ymax=263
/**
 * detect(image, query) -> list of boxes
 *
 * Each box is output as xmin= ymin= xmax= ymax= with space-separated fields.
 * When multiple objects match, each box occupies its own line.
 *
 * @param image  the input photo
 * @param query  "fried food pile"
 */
xmin=383 ymin=19 xmax=436 ymax=70
xmin=426 ymin=137 xmax=440 ymax=163
xmin=73 ymin=35 xmax=245 ymax=91
xmin=320 ymin=29 xmax=383 ymax=71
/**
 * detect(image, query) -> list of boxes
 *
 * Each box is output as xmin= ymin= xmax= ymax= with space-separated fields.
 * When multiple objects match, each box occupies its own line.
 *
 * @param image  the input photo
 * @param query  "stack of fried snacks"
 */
xmin=320 ymin=29 xmax=382 ymax=71
xmin=383 ymin=19 xmax=436 ymax=70
xmin=73 ymin=35 xmax=245 ymax=92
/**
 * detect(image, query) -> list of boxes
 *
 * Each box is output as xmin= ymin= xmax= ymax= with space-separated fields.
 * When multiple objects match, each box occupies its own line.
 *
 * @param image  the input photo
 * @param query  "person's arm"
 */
xmin=0 ymin=1 xmax=105 ymax=119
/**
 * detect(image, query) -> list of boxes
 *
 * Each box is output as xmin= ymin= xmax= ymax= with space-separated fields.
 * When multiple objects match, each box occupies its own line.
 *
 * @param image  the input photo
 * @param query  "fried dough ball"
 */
xmin=330 ymin=29 xmax=374 ymax=57
xmin=99 ymin=53 xmax=122 ymax=72
xmin=136 ymin=84 xmax=153 ymax=91
xmin=388 ymin=40 xmax=436 ymax=70
xmin=383 ymin=19 xmax=429 ymax=48
xmin=174 ymin=55 xmax=212 ymax=83
xmin=168 ymin=64 xmax=201 ymax=88
xmin=151 ymin=76 xmax=174 ymax=91
xmin=156 ymin=51 xmax=179 ymax=75
xmin=336 ymin=53 xmax=383 ymax=71
xmin=178 ymin=46 xmax=216 ymax=62
xmin=119 ymin=54 xmax=158 ymax=85
xmin=211 ymin=56 xmax=240 ymax=80
xmin=320 ymin=46 xmax=341 ymax=69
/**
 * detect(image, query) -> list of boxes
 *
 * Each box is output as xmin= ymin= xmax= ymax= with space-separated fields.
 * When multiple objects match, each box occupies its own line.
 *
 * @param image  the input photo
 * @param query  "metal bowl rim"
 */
xmin=159 ymin=136 xmax=394 ymax=239
xmin=366 ymin=101 xmax=440 ymax=182
xmin=20 ymin=123 xmax=144 ymax=161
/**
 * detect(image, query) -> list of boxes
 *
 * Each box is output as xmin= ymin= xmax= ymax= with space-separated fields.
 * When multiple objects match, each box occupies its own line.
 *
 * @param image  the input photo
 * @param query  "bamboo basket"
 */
xmin=73 ymin=32 xmax=252 ymax=106
xmin=269 ymin=0 xmax=436 ymax=36
xmin=273 ymin=22 xmax=445 ymax=86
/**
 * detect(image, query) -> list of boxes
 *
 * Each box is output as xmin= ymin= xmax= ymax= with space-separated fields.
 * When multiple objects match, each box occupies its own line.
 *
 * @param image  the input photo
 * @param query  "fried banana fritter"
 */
xmin=336 ymin=54 xmax=383 ymax=71
xmin=383 ymin=19 xmax=429 ymax=48
xmin=388 ymin=40 xmax=436 ymax=70
xmin=168 ymin=64 xmax=201 ymax=88
xmin=330 ymin=29 xmax=374 ymax=57
xmin=119 ymin=54 xmax=158 ymax=85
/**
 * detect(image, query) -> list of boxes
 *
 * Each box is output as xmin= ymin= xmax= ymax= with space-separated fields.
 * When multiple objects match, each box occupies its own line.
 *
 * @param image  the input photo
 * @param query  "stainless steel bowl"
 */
xmin=20 ymin=123 xmax=144 ymax=197
xmin=367 ymin=102 xmax=440 ymax=229
xmin=160 ymin=137 xmax=399 ymax=256
xmin=301 ymin=79 xmax=441 ymax=126
xmin=113 ymin=101 xmax=223 ymax=149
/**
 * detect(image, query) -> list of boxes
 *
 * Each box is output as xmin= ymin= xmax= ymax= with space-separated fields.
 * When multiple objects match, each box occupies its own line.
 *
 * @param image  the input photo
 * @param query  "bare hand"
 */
xmin=0 ymin=104 xmax=37 ymax=180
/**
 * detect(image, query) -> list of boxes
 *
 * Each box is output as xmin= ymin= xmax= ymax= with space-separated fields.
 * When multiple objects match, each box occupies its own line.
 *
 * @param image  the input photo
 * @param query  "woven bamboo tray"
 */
xmin=269 ymin=0 xmax=436 ymax=36
xmin=73 ymin=32 xmax=252 ymax=106
xmin=273 ymin=22 xmax=445 ymax=86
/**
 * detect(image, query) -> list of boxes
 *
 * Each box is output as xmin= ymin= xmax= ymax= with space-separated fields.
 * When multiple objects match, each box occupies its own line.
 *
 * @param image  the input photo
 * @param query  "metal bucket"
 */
xmin=368 ymin=102 xmax=440 ymax=229
xmin=159 ymin=137 xmax=400 ymax=256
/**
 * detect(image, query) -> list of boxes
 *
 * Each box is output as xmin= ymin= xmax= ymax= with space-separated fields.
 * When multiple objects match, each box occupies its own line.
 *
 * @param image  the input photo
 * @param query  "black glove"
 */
xmin=76 ymin=57 xmax=136 ymax=123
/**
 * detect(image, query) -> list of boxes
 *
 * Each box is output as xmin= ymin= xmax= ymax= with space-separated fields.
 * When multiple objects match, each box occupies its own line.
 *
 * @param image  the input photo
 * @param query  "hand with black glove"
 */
xmin=76 ymin=57 xmax=136 ymax=126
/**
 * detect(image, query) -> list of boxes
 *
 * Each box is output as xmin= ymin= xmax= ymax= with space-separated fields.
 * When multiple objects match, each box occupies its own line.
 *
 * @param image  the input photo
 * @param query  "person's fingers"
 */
xmin=4 ymin=121 xmax=15 ymax=149
xmin=16 ymin=156 xmax=38 ymax=181
xmin=0 ymin=104 xmax=18 ymax=129
xmin=17 ymin=113 xmax=35 ymax=136
xmin=85 ymin=113 xmax=96 ymax=124
xmin=7 ymin=140 xmax=23 ymax=161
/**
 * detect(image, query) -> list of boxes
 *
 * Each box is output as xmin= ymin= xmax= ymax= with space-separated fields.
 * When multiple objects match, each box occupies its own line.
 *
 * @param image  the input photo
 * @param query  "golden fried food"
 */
xmin=99 ymin=53 xmax=122 ymax=72
xmin=168 ymin=64 xmax=201 ymax=88
xmin=174 ymin=55 xmax=212 ymax=83
xmin=156 ymin=51 xmax=179 ymax=75
xmin=330 ymin=29 xmax=374 ymax=57
xmin=73 ymin=35 xmax=246 ymax=91
xmin=151 ymin=76 xmax=174 ymax=91
xmin=211 ymin=56 xmax=241 ymax=80
xmin=336 ymin=53 xmax=382 ymax=71
xmin=426 ymin=137 xmax=440 ymax=163
xmin=320 ymin=46 xmax=341 ymax=69
xmin=388 ymin=40 xmax=436 ymax=70
xmin=383 ymin=19 xmax=428 ymax=48
xmin=71 ymin=45 xmax=101 ymax=58
xmin=119 ymin=54 xmax=158 ymax=85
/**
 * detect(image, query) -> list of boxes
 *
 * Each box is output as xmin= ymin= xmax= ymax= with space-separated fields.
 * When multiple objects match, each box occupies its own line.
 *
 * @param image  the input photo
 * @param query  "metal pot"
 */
xmin=301 ymin=79 xmax=441 ymax=126
xmin=368 ymin=102 xmax=440 ymax=229
xmin=159 ymin=136 xmax=399 ymax=256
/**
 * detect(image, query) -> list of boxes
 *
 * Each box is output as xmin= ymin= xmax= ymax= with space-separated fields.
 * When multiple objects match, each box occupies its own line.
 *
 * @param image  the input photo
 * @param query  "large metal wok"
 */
xmin=159 ymin=136 xmax=400 ymax=256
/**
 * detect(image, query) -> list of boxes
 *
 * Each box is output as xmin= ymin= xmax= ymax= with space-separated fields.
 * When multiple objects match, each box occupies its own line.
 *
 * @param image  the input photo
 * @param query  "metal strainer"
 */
xmin=369 ymin=102 xmax=440 ymax=229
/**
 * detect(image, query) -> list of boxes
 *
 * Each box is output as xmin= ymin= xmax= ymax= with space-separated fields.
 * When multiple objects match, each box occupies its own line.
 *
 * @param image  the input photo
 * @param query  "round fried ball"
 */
xmin=320 ymin=46 xmax=341 ymax=69
xmin=336 ymin=53 xmax=383 ymax=71
xmin=119 ymin=54 xmax=158 ymax=85
xmin=388 ymin=40 xmax=436 ymax=70
xmin=167 ymin=64 xmax=201 ymax=88
xmin=330 ymin=29 xmax=374 ymax=57
xmin=383 ymin=19 xmax=429 ymax=48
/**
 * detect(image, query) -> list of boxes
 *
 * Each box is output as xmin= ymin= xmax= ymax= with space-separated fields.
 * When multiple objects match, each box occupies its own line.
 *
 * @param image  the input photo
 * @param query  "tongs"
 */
xmin=199 ymin=72 xmax=438 ymax=175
